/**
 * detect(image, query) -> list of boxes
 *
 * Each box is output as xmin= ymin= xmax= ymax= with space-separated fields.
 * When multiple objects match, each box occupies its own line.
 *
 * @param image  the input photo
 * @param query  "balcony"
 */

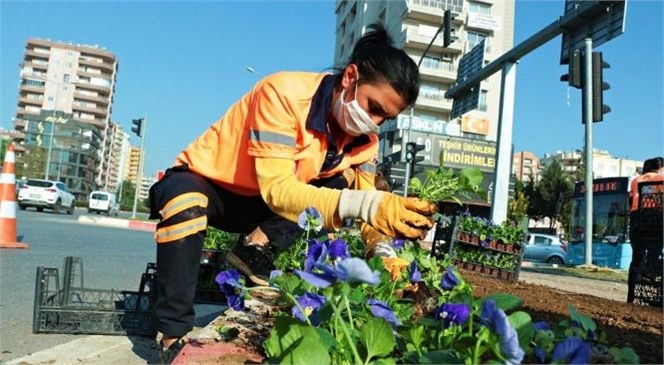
xmin=19 ymin=96 xmax=44 ymax=107
xmin=74 ymin=91 xmax=110 ymax=106
xmin=78 ymin=57 xmax=116 ymax=73
xmin=406 ymin=26 xmax=464 ymax=54
xmin=20 ymin=84 xmax=45 ymax=94
xmin=77 ymin=68 xmax=113 ymax=82
xmin=73 ymin=115 xmax=106 ymax=129
xmin=415 ymin=92 xmax=453 ymax=112
xmin=419 ymin=61 xmax=457 ymax=82
xmin=407 ymin=0 xmax=445 ymax=23
xmin=75 ymin=80 xmax=111 ymax=92
xmin=13 ymin=119 xmax=27 ymax=130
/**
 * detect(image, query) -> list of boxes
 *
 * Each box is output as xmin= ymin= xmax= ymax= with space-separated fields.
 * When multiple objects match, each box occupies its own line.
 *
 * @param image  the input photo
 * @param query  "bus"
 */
xmin=567 ymin=177 xmax=632 ymax=269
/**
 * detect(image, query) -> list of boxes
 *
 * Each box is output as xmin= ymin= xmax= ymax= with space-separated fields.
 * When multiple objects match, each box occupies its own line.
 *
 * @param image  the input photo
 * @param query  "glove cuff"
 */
xmin=338 ymin=189 xmax=383 ymax=223
xmin=371 ymin=241 xmax=397 ymax=258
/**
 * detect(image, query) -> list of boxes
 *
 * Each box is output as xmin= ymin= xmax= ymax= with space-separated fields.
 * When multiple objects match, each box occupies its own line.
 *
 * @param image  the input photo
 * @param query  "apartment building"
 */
xmin=10 ymin=38 xmax=118 ymax=199
xmin=103 ymin=122 xmax=131 ymax=193
xmin=541 ymin=149 xmax=644 ymax=180
xmin=512 ymin=151 xmax=540 ymax=182
xmin=125 ymin=146 xmax=142 ymax=185
xmin=334 ymin=0 xmax=515 ymax=198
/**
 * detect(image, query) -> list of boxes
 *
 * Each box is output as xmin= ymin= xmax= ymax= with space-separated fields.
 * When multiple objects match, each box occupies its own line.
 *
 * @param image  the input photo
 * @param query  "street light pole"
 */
xmin=44 ymin=83 xmax=61 ymax=180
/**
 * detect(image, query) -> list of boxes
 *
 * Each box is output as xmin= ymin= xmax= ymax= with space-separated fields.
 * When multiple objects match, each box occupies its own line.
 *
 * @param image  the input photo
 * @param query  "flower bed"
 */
xmin=200 ymin=207 xmax=639 ymax=365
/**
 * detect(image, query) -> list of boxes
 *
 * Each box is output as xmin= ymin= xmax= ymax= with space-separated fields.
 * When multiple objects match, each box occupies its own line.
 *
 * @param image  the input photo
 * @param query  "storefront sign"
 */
xmin=461 ymin=114 xmax=489 ymax=135
xmin=434 ymin=137 xmax=496 ymax=172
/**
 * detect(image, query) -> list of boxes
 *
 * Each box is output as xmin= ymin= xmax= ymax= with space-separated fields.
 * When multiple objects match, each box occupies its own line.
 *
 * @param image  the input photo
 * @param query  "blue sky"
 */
xmin=1 ymin=0 xmax=662 ymax=178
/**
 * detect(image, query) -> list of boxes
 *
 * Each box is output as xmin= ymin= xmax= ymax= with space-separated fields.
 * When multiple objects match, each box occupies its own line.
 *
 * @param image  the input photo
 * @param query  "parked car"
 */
xmin=88 ymin=191 xmax=119 ymax=216
xmin=17 ymin=179 xmax=76 ymax=214
xmin=523 ymin=233 xmax=569 ymax=265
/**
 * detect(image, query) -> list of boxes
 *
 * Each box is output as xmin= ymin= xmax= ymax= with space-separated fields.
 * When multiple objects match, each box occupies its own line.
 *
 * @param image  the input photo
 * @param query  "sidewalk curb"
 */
xmin=77 ymin=215 xmax=156 ymax=232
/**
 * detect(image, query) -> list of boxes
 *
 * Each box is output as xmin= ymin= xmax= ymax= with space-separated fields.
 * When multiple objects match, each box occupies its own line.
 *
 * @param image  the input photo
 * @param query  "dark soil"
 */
xmin=464 ymin=272 xmax=663 ymax=365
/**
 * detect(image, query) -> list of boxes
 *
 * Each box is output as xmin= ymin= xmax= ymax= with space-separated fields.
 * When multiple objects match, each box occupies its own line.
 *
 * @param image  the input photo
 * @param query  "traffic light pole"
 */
xmin=131 ymin=117 xmax=147 ymax=219
xmin=582 ymin=38 xmax=594 ymax=267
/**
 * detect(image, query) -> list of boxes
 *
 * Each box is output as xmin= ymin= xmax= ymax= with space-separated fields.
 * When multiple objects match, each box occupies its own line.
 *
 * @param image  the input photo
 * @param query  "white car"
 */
xmin=523 ymin=233 xmax=569 ymax=265
xmin=17 ymin=179 xmax=76 ymax=214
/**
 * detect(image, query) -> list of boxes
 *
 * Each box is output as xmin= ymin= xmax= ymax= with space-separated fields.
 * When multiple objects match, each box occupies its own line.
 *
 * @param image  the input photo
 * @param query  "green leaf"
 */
xmin=508 ymin=311 xmax=534 ymax=350
xmin=360 ymin=317 xmax=396 ymax=361
xmin=273 ymin=273 xmax=302 ymax=294
xmin=609 ymin=346 xmax=640 ymax=364
xmin=264 ymin=316 xmax=332 ymax=365
xmin=483 ymin=293 xmax=523 ymax=312
xmin=568 ymin=305 xmax=596 ymax=333
xmin=401 ymin=325 xmax=427 ymax=353
xmin=419 ymin=350 xmax=465 ymax=364
xmin=372 ymin=358 xmax=397 ymax=365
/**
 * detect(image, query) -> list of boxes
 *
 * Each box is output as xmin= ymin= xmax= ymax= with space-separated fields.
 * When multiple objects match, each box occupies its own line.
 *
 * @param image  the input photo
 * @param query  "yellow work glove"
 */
xmin=338 ymin=189 xmax=436 ymax=240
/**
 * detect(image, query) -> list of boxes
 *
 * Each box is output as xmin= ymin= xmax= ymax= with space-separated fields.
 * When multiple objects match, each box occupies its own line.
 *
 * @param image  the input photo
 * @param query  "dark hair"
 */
xmin=343 ymin=23 xmax=420 ymax=106
xmin=644 ymin=157 xmax=663 ymax=173
xmin=374 ymin=172 xmax=391 ymax=192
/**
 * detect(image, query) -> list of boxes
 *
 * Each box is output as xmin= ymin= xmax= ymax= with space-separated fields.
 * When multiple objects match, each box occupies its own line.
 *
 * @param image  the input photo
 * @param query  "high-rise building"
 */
xmin=513 ymin=151 xmax=540 ymax=182
xmin=10 ymin=38 xmax=118 ymax=200
xmin=103 ymin=122 xmax=131 ymax=193
xmin=334 ymin=0 xmax=514 ymax=197
xmin=541 ymin=149 xmax=644 ymax=180
xmin=125 ymin=146 xmax=142 ymax=185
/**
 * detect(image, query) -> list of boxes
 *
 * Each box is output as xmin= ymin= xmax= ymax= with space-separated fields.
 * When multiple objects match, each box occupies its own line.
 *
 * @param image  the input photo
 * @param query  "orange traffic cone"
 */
xmin=0 ymin=143 xmax=29 ymax=249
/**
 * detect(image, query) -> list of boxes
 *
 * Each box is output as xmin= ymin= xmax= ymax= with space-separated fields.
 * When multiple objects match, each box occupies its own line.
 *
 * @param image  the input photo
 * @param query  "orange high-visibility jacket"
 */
xmin=175 ymin=72 xmax=378 ymax=227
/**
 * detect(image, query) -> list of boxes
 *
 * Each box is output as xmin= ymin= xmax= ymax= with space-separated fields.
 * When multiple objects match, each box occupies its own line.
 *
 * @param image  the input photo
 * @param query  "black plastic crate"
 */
xmin=632 ymin=275 xmax=663 ymax=308
xmin=33 ymin=257 xmax=157 ymax=336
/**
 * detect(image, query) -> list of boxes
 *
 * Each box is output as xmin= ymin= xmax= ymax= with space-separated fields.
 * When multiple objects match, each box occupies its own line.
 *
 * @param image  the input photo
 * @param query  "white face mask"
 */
xmin=333 ymin=81 xmax=379 ymax=137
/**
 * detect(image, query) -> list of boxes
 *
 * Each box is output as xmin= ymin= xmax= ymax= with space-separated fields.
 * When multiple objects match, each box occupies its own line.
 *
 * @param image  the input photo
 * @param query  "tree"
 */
xmin=523 ymin=176 xmax=544 ymax=221
xmin=15 ymin=147 xmax=47 ymax=179
xmin=119 ymin=179 xmax=136 ymax=211
xmin=507 ymin=190 xmax=530 ymax=229
xmin=537 ymin=159 xmax=573 ymax=230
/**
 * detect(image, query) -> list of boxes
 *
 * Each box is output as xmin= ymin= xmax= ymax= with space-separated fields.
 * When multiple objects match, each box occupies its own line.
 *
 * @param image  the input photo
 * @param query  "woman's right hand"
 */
xmin=337 ymin=189 xmax=437 ymax=239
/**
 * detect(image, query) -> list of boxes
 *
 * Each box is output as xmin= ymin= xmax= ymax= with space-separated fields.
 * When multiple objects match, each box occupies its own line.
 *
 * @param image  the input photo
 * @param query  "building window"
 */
xmin=469 ymin=1 xmax=491 ymax=14
xmin=467 ymin=32 xmax=487 ymax=51
xmin=421 ymin=55 xmax=441 ymax=70
xmin=64 ymin=74 xmax=70 ymax=83
xmin=478 ymin=90 xmax=488 ymax=111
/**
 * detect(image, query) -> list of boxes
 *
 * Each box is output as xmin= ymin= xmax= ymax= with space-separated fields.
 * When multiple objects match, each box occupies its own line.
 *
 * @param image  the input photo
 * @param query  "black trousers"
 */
xmin=149 ymin=166 xmax=348 ymax=337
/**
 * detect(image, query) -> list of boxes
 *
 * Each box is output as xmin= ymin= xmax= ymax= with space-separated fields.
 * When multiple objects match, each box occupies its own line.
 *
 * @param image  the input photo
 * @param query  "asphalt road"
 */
xmin=0 ymin=208 xmax=155 ymax=362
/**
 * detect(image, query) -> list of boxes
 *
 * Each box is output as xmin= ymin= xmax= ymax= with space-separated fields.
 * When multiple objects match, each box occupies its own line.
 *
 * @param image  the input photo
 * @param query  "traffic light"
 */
xmin=405 ymin=142 xmax=425 ymax=164
xmin=560 ymin=49 xmax=583 ymax=89
xmin=591 ymin=51 xmax=611 ymax=122
xmin=443 ymin=10 xmax=454 ymax=48
xmin=131 ymin=118 xmax=143 ymax=137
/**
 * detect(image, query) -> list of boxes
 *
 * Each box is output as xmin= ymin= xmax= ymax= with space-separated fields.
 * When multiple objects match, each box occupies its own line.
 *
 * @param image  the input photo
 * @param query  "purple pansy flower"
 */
xmin=294 ymin=257 xmax=380 ymax=288
xmin=533 ymin=321 xmax=551 ymax=331
xmin=551 ymin=337 xmax=591 ymax=365
xmin=533 ymin=346 xmax=547 ymax=364
xmin=408 ymin=261 xmax=421 ymax=283
xmin=391 ymin=238 xmax=406 ymax=250
xmin=214 ymin=269 xmax=245 ymax=311
xmin=304 ymin=240 xmax=328 ymax=272
xmin=327 ymin=238 xmax=350 ymax=262
xmin=269 ymin=270 xmax=283 ymax=280
xmin=480 ymin=300 xmax=524 ymax=365
xmin=440 ymin=266 xmax=460 ymax=291
xmin=292 ymin=292 xmax=326 ymax=326
xmin=297 ymin=206 xmax=323 ymax=232
xmin=434 ymin=303 xmax=471 ymax=328
xmin=367 ymin=298 xmax=400 ymax=328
